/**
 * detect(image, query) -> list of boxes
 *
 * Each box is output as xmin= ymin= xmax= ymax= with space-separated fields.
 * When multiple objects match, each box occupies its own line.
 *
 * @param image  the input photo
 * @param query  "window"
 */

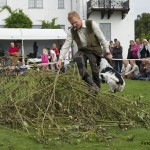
xmin=32 ymin=25 xmax=42 ymax=29
xmin=99 ymin=23 xmax=111 ymax=41
xmin=0 ymin=25 xmax=4 ymax=28
xmin=29 ymin=0 xmax=43 ymax=8
xmin=58 ymin=0 xmax=64 ymax=9
xmin=60 ymin=25 xmax=65 ymax=30
xmin=0 ymin=0 xmax=7 ymax=8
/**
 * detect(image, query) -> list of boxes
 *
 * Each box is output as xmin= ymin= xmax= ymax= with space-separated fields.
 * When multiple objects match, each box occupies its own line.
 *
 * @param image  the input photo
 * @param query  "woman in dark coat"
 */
xmin=112 ymin=40 xmax=123 ymax=73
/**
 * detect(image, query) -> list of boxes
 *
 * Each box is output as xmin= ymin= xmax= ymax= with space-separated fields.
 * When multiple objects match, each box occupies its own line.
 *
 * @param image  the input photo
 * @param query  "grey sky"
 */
xmin=134 ymin=0 xmax=150 ymax=19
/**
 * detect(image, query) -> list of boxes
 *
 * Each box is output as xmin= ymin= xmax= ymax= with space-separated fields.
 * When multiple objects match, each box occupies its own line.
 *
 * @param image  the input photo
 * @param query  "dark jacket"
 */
xmin=112 ymin=46 xmax=123 ymax=59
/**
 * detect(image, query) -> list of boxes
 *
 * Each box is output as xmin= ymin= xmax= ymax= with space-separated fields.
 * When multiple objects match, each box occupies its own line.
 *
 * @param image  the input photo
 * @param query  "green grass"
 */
xmin=102 ymin=79 xmax=150 ymax=102
xmin=0 ymin=79 xmax=150 ymax=150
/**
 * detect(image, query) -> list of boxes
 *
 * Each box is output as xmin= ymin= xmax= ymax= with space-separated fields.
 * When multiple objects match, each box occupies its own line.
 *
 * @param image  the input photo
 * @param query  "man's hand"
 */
xmin=105 ymin=53 xmax=112 ymax=60
xmin=56 ymin=59 xmax=62 ymax=69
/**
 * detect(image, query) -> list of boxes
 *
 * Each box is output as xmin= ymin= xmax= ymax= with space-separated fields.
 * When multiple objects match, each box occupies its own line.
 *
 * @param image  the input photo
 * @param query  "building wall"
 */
xmin=87 ymin=0 xmax=135 ymax=58
xmin=0 ymin=0 xmax=74 ymax=31
xmin=0 ymin=0 xmax=135 ymax=58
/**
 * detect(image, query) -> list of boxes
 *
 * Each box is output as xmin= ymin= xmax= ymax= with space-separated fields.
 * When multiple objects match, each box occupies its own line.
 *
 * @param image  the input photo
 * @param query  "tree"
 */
xmin=135 ymin=13 xmax=150 ymax=40
xmin=41 ymin=18 xmax=61 ymax=29
xmin=0 ymin=5 xmax=32 ymax=28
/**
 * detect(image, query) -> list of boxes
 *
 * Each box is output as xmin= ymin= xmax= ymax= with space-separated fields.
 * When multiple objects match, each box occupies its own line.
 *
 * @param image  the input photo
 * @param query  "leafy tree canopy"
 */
xmin=0 ymin=5 xmax=32 ymax=28
xmin=41 ymin=18 xmax=61 ymax=29
xmin=135 ymin=13 xmax=150 ymax=40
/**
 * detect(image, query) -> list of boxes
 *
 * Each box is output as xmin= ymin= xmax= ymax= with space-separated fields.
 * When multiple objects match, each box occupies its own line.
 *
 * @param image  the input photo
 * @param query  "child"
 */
xmin=41 ymin=48 xmax=49 ymax=70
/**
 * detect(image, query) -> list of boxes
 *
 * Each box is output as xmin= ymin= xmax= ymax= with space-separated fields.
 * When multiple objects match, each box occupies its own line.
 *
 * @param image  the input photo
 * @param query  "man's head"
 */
xmin=68 ymin=11 xmax=82 ymax=29
xmin=10 ymin=42 xmax=15 ymax=47
xmin=52 ymin=43 xmax=57 ymax=49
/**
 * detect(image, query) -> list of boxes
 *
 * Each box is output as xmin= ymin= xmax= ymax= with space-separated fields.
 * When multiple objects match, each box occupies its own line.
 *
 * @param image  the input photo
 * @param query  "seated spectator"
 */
xmin=121 ymin=60 xmax=131 ymax=78
xmin=139 ymin=60 xmax=148 ymax=77
xmin=125 ymin=60 xmax=140 ymax=79
xmin=141 ymin=59 xmax=150 ymax=78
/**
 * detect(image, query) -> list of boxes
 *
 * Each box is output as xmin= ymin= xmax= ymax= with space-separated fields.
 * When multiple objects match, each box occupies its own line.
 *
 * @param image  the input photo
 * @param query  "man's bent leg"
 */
xmin=88 ymin=53 xmax=101 ymax=88
xmin=73 ymin=51 xmax=96 ymax=86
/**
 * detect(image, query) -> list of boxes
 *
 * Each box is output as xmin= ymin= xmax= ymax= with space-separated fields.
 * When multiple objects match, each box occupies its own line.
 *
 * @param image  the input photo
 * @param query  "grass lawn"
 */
xmin=103 ymin=79 xmax=150 ymax=102
xmin=0 ymin=79 xmax=150 ymax=150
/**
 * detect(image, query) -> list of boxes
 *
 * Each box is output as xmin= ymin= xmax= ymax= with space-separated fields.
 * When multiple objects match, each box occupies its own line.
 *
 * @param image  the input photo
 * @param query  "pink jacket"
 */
xmin=133 ymin=44 xmax=140 ymax=58
xmin=42 ymin=54 xmax=48 ymax=63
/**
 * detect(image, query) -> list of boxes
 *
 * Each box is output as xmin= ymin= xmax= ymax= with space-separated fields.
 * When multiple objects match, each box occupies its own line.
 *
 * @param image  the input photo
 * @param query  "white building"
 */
xmin=0 ymin=0 xmax=134 ymax=58
xmin=85 ymin=0 xmax=135 ymax=58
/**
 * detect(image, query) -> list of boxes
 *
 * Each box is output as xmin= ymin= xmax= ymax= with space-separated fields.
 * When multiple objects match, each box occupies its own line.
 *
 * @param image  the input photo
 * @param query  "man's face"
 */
xmin=69 ymin=16 xmax=82 ymax=29
xmin=11 ymin=43 xmax=14 ymax=47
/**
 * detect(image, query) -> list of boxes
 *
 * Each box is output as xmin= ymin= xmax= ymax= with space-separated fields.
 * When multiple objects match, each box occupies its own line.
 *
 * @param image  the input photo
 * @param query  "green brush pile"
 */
xmin=0 ymin=66 xmax=149 ymax=143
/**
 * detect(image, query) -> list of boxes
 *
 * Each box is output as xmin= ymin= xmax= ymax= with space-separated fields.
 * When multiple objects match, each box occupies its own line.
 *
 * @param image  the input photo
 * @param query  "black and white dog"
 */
xmin=99 ymin=58 xmax=125 ymax=92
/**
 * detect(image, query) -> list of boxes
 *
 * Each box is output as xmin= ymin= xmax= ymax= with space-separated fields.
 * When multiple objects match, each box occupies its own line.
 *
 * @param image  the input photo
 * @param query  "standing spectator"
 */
xmin=50 ymin=49 xmax=57 ymax=72
xmin=9 ymin=42 xmax=19 ymax=66
xmin=33 ymin=41 xmax=38 ymax=58
xmin=127 ymin=40 xmax=135 ymax=59
xmin=52 ymin=43 xmax=59 ymax=60
xmin=133 ymin=38 xmax=141 ymax=68
xmin=113 ymin=38 xmax=117 ymax=47
xmin=109 ymin=40 xmax=114 ymax=53
xmin=112 ymin=40 xmax=123 ymax=73
xmin=41 ymin=48 xmax=49 ymax=70
xmin=133 ymin=38 xmax=141 ymax=58
xmin=138 ymin=39 xmax=150 ymax=58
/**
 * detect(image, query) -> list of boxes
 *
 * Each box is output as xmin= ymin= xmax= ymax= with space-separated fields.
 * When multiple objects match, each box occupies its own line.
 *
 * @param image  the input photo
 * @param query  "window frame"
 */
xmin=28 ymin=0 xmax=43 ymax=9
xmin=0 ymin=0 xmax=7 ymax=8
xmin=99 ymin=23 xmax=111 ymax=41
xmin=58 ymin=0 xmax=64 ymax=9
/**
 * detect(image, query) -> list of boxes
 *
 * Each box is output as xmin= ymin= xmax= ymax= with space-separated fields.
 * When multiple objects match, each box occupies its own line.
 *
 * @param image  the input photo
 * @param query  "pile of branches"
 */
xmin=0 ymin=66 xmax=149 ymax=143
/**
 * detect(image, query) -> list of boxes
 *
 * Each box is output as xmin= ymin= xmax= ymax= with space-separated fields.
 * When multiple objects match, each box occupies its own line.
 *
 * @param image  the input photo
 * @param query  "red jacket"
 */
xmin=9 ymin=47 xmax=18 ymax=55
xmin=52 ymin=48 xmax=59 ymax=56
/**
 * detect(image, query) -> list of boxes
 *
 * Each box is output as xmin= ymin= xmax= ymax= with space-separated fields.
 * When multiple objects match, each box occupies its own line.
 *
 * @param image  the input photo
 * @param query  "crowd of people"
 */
xmin=1 ymin=11 xmax=150 ymax=91
xmin=1 ymin=41 xmax=72 ymax=75
xmin=109 ymin=38 xmax=150 ymax=80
